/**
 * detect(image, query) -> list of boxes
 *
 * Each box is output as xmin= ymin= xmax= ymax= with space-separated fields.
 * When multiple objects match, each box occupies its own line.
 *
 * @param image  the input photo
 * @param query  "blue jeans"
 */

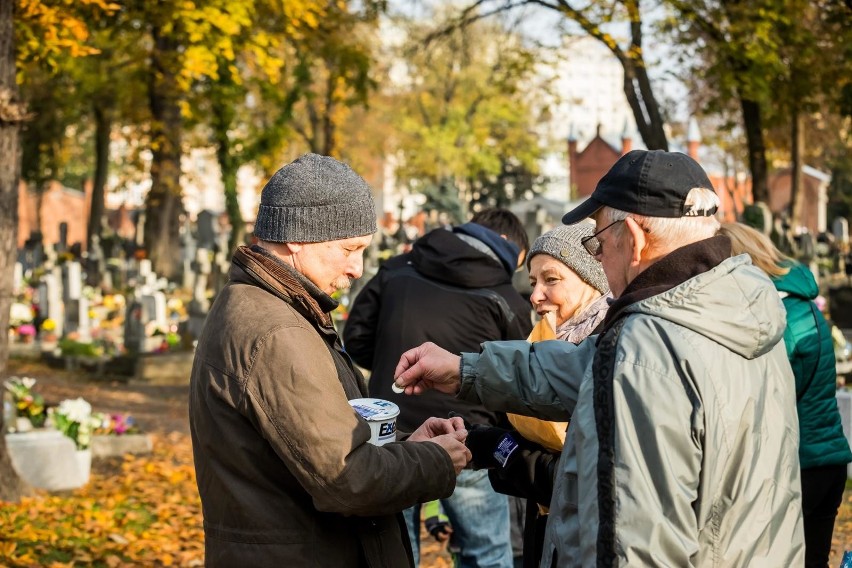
xmin=404 ymin=469 xmax=513 ymax=568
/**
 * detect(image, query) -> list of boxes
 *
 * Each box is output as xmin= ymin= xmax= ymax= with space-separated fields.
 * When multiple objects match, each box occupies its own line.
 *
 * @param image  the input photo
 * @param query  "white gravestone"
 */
xmin=6 ymin=430 xmax=88 ymax=490
xmin=13 ymin=262 xmax=23 ymax=293
xmin=65 ymin=261 xmax=82 ymax=300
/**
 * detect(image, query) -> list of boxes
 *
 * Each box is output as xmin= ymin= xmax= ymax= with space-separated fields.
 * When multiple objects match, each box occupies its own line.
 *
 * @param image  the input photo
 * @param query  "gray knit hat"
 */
xmin=254 ymin=153 xmax=377 ymax=243
xmin=527 ymin=224 xmax=610 ymax=294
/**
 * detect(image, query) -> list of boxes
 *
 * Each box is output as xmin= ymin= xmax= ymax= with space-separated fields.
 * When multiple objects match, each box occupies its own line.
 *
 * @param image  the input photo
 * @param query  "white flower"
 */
xmin=20 ymin=377 xmax=36 ymax=390
xmin=9 ymin=303 xmax=33 ymax=325
xmin=57 ymin=398 xmax=92 ymax=424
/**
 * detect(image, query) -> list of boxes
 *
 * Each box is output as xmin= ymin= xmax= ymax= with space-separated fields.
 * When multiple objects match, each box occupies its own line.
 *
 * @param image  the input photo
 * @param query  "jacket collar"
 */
xmin=601 ymin=235 xmax=731 ymax=333
xmin=231 ymin=245 xmax=337 ymax=329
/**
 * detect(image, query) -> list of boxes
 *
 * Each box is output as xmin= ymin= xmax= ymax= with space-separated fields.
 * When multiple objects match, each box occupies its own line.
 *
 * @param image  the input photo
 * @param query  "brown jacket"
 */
xmin=189 ymin=246 xmax=456 ymax=567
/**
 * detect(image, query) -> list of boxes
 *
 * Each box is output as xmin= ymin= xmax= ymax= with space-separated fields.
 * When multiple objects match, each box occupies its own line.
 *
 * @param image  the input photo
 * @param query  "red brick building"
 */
xmin=17 ymin=180 xmax=91 ymax=250
xmin=566 ymin=120 xmax=752 ymax=224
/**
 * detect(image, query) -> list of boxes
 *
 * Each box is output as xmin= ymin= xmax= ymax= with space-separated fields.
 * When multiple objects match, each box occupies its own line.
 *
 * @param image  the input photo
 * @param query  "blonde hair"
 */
xmin=601 ymin=187 xmax=721 ymax=252
xmin=718 ymin=222 xmax=791 ymax=278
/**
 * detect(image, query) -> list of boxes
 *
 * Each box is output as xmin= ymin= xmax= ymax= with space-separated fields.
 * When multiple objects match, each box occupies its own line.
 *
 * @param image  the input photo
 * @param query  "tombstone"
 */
xmin=742 ymin=203 xmax=773 ymax=234
xmin=31 ymin=233 xmax=44 ymax=268
xmin=139 ymin=259 xmax=152 ymax=279
xmin=5 ymin=430 xmax=88 ymax=490
xmin=196 ymin=210 xmax=218 ymax=251
xmin=86 ymin=235 xmax=106 ymax=287
xmin=151 ymin=291 xmax=168 ymax=332
xmin=65 ymin=296 xmax=91 ymax=341
xmin=107 ymin=261 xmax=124 ymax=291
xmin=833 ymin=218 xmax=849 ymax=246
xmin=13 ymin=262 xmax=22 ymax=293
xmin=63 ymin=261 xmax=82 ymax=302
xmin=42 ymin=271 xmax=64 ymax=337
xmin=20 ymin=231 xmax=44 ymax=274
xmin=44 ymin=243 xmax=57 ymax=270
xmin=123 ymin=299 xmax=146 ymax=354
xmin=181 ymin=218 xmax=198 ymax=290
xmin=134 ymin=212 xmax=146 ymax=247
xmin=57 ymin=222 xmax=68 ymax=254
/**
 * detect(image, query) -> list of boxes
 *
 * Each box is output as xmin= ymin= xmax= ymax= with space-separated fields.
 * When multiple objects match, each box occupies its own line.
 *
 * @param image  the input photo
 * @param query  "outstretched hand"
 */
xmin=392 ymin=342 xmax=462 ymax=395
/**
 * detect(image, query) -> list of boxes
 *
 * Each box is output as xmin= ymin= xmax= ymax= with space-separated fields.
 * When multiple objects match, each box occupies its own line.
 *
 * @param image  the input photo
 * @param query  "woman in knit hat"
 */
xmin=468 ymin=223 xmax=611 ymax=568
xmin=526 ymin=223 xmax=611 ymax=342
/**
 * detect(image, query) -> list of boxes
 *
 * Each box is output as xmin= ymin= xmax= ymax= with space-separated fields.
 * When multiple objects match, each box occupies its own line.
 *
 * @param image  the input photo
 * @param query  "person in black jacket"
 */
xmin=344 ymin=208 xmax=532 ymax=568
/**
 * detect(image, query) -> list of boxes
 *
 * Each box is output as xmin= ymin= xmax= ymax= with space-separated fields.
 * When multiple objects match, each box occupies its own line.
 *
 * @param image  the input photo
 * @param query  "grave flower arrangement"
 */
xmin=41 ymin=318 xmax=57 ymax=341
xmin=50 ymin=397 xmax=102 ymax=450
xmin=4 ymin=376 xmax=46 ymax=428
xmin=94 ymin=413 xmax=141 ymax=436
xmin=16 ymin=323 xmax=36 ymax=342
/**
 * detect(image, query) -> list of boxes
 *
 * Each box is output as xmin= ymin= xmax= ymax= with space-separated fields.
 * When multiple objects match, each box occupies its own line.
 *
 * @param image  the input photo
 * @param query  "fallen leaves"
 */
xmin=0 ymin=432 xmax=204 ymax=567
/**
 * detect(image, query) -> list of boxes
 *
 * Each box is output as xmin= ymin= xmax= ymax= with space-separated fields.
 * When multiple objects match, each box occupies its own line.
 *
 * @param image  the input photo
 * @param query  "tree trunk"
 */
xmin=790 ymin=110 xmax=805 ymax=229
xmin=211 ymin=67 xmax=244 ymax=256
xmin=622 ymin=1 xmax=668 ymax=151
xmin=87 ymin=104 xmax=110 ymax=250
xmin=0 ymin=0 xmax=29 ymax=502
xmin=740 ymin=98 xmax=769 ymax=204
xmin=144 ymin=21 xmax=183 ymax=280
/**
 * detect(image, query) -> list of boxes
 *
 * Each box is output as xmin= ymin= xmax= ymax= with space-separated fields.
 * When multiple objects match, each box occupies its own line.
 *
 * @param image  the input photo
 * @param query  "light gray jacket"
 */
xmin=459 ymin=254 xmax=805 ymax=567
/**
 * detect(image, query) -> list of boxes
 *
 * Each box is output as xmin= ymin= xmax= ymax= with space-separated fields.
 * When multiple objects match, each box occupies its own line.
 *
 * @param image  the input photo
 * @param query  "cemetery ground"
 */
xmin=1 ymin=356 xmax=851 ymax=567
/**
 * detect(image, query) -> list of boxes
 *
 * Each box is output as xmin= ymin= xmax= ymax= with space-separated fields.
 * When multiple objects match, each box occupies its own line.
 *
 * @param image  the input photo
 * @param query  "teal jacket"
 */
xmin=775 ymin=262 xmax=852 ymax=470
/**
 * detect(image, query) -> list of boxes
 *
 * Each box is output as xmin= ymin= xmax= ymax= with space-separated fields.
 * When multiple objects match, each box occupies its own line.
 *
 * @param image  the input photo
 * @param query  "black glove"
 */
xmin=464 ymin=424 xmax=522 ymax=470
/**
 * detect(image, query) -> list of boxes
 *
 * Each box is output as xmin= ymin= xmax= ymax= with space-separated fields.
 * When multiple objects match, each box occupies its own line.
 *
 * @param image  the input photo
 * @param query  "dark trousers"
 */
xmin=801 ymin=464 xmax=847 ymax=568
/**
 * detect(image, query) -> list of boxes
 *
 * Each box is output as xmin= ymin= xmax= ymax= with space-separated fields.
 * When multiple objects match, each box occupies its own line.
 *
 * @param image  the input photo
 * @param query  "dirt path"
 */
xmin=4 ymin=356 xmax=852 ymax=565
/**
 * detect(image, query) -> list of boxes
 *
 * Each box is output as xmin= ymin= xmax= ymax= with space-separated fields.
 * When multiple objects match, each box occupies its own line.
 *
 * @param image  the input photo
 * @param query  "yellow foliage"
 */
xmin=16 ymin=0 xmax=119 ymax=64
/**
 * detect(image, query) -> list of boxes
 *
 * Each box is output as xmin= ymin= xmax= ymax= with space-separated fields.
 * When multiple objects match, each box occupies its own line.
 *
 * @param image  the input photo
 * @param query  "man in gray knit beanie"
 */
xmin=254 ymin=153 xmax=377 ymax=243
xmin=190 ymin=153 xmax=471 ymax=567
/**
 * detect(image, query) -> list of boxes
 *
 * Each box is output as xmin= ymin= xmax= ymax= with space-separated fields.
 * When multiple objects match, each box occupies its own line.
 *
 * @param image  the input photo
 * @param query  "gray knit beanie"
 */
xmin=527 ymin=224 xmax=610 ymax=294
xmin=254 ymin=153 xmax=377 ymax=243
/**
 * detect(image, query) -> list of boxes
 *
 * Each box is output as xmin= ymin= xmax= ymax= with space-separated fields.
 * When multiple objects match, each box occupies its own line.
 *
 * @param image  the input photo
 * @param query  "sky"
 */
xmin=387 ymin=0 xmax=692 ymax=124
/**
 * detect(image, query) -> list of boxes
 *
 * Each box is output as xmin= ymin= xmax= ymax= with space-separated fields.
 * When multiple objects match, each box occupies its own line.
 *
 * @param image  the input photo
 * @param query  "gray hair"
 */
xmin=600 ymin=187 xmax=720 ymax=249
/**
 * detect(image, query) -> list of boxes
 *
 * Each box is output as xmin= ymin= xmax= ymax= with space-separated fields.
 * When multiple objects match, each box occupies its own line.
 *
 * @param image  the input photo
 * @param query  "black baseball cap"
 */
xmin=562 ymin=150 xmax=717 ymax=225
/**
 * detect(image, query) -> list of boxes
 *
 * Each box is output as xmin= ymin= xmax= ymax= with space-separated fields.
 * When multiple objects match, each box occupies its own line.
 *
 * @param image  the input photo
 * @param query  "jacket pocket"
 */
xmin=358 ymin=516 xmax=411 ymax=568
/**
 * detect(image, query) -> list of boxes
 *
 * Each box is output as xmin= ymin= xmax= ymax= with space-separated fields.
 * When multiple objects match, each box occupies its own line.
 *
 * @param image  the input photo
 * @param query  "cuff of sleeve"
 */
xmin=458 ymin=352 xmax=480 ymax=402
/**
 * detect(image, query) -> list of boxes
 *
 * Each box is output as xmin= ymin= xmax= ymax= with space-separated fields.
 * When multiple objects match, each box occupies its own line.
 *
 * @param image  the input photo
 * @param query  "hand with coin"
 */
xmin=392 ymin=342 xmax=462 ymax=395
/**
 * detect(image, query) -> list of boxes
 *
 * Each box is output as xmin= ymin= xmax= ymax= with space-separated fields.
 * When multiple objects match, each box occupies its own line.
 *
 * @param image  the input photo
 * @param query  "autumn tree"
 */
xmin=389 ymin=15 xmax=548 ymax=219
xmin=1 ymin=0 xmax=116 ymax=503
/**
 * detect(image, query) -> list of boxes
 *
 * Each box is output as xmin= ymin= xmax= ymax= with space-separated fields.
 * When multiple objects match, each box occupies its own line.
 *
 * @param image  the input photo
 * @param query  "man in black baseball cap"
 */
xmin=392 ymin=148 xmax=805 ymax=565
xmin=562 ymin=149 xmax=717 ymax=225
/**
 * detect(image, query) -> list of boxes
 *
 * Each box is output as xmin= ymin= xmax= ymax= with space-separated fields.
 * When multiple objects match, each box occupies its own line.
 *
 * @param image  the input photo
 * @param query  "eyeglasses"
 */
xmin=581 ymin=220 xmax=624 ymax=256
xmin=581 ymin=218 xmax=650 ymax=256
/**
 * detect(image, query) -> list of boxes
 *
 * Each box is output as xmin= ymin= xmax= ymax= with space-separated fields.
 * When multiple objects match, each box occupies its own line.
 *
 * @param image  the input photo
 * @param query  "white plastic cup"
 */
xmin=349 ymin=398 xmax=400 ymax=446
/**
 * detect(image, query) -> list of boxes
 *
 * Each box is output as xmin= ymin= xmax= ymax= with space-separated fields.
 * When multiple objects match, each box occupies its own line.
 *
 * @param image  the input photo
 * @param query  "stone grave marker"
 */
xmin=834 ymin=217 xmax=849 ymax=246
xmin=63 ymin=261 xmax=82 ymax=302
xmin=197 ymin=210 xmax=218 ymax=250
xmin=57 ymin=222 xmax=68 ymax=254
xmin=13 ymin=262 xmax=22 ymax=293
xmin=123 ymin=299 xmax=146 ymax=354
xmin=42 ymin=271 xmax=64 ymax=337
